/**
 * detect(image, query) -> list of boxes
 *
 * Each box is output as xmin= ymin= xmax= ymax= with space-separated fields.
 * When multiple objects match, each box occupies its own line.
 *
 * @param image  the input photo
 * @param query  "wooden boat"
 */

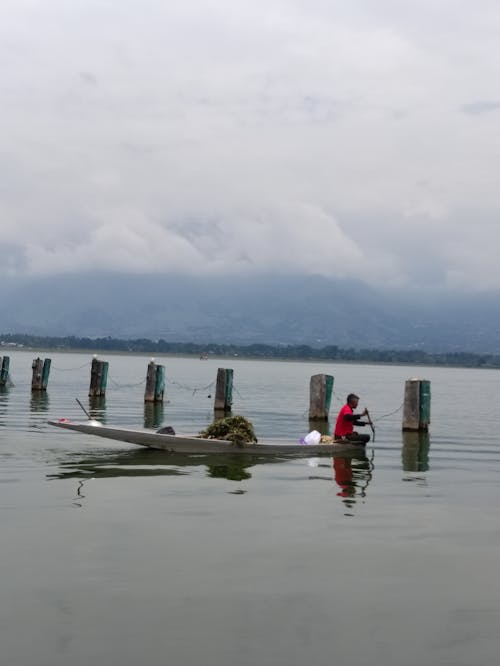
xmin=48 ymin=419 xmax=368 ymax=456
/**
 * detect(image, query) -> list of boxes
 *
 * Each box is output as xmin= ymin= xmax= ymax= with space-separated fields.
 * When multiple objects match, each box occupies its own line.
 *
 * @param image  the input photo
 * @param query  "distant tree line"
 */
xmin=1 ymin=333 xmax=500 ymax=368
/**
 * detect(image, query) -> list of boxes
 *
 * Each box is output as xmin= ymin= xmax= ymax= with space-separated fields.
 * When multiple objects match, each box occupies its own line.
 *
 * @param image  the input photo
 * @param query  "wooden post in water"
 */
xmin=31 ymin=357 xmax=51 ymax=391
xmin=214 ymin=368 xmax=233 ymax=413
xmin=32 ymin=358 xmax=43 ymax=390
xmin=0 ymin=356 xmax=10 ymax=386
xmin=89 ymin=357 xmax=109 ymax=397
xmin=402 ymin=378 xmax=431 ymax=431
xmin=308 ymin=374 xmax=334 ymax=420
xmin=144 ymin=361 xmax=165 ymax=403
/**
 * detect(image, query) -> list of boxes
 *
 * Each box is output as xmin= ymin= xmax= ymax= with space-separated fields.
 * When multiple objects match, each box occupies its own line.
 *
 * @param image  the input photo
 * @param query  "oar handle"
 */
xmin=76 ymin=397 xmax=91 ymax=420
xmin=365 ymin=408 xmax=376 ymax=441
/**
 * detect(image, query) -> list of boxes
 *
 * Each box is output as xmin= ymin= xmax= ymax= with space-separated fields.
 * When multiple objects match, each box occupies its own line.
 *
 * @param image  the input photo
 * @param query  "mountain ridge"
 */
xmin=1 ymin=272 xmax=499 ymax=353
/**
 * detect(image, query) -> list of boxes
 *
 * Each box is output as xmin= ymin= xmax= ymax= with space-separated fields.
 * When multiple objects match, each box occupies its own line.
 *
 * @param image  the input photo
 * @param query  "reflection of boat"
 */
xmin=48 ymin=419 xmax=369 ymax=456
xmin=47 ymin=444 xmax=369 ymax=486
xmin=47 ymin=448 xmax=266 ymax=482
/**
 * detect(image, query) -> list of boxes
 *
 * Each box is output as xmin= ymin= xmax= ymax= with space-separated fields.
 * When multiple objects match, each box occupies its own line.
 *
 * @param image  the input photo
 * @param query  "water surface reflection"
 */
xmin=144 ymin=402 xmax=165 ymax=429
xmin=0 ymin=386 xmax=9 ymax=426
xmin=30 ymin=391 xmax=50 ymax=413
xmin=88 ymin=396 xmax=107 ymax=422
xmin=333 ymin=455 xmax=374 ymax=516
xmin=47 ymin=446 xmax=372 ymax=487
xmin=47 ymin=448 xmax=191 ymax=480
xmin=402 ymin=432 xmax=430 ymax=473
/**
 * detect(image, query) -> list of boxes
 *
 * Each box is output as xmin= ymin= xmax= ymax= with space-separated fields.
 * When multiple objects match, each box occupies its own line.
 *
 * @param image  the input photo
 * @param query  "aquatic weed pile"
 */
xmin=199 ymin=415 xmax=258 ymax=446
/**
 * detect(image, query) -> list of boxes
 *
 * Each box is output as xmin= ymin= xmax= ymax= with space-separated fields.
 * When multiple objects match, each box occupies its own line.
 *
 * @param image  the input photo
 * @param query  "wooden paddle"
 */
xmin=76 ymin=397 xmax=91 ymax=419
xmin=365 ymin=408 xmax=375 ymax=442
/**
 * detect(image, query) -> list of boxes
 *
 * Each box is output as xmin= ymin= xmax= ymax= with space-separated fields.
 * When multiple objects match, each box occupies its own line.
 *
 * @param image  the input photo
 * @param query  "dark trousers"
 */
xmin=338 ymin=432 xmax=370 ymax=444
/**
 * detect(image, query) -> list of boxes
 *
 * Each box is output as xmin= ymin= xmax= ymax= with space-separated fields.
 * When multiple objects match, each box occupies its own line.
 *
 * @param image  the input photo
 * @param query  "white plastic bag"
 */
xmin=303 ymin=430 xmax=321 ymax=445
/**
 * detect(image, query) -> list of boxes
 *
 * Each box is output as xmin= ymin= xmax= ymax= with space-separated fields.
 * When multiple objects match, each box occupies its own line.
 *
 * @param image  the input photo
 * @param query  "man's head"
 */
xmin=347 ymin=393 xmax=359 ymax=408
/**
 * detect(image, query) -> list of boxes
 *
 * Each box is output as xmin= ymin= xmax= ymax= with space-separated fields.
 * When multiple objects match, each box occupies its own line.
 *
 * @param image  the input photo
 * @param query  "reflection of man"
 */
xmin=333 ymin=457 xmax=355 ymax=497
xmin=334 ymin=393 xmax=370 ymax=444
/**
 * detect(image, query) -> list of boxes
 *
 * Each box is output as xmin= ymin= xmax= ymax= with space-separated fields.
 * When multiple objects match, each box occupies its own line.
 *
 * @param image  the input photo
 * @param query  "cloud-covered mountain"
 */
xmin=1 ymin=272 xmax=499 ymax=353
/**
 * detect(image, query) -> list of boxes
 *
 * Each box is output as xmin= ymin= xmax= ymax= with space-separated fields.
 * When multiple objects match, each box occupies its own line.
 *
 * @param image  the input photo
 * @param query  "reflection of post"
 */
xmin=214 ymin=368 xmax=233 ymax=413
xmin=144 ymin=402 xmax=165 ymax=429
xmin=309 ymin=374 xmax=334 ymax=420
xmin=30 ymin=391 xmax=50 ymax=412
xmin=402 ymin=431 xmax=430 ymax=472
xmin=402 ymin=379 xmax=431 ymax=431
xmin=88 ymin=396 xmax=106 ymax=422
xmin=308 ymin=418 xmax=331 ymax=436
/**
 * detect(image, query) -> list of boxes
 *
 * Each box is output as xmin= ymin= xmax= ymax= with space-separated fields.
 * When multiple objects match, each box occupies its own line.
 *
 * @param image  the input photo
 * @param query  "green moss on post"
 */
xmin=419 ymin=380 xmax=431 ymax=429
xmin=42 ymin=358 xmax=51 ymax=389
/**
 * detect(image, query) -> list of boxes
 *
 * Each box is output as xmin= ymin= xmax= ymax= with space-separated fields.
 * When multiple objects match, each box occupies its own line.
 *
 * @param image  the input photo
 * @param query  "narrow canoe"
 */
xmin=48 ymin=419 xmax=368 ymax=455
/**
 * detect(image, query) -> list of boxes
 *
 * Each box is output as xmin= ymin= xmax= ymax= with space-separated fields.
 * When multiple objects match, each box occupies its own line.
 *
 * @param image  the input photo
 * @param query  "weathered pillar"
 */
xmin=31 ymin=357 xmax=51 ymax=391
xmin=214 ymin=368 xmax=233 ymax=412
xmin=402 ymin=378 xmax=431 ymax=431
xmin=144 ymin=361 xmax=165 ymax=403
xmin=89 ymin=358 xmax=109 ymax=397
xmin=308 ymin=374 xmax=334 ymax=420
xmin=0 ymin=356 xmax=9 ymax=386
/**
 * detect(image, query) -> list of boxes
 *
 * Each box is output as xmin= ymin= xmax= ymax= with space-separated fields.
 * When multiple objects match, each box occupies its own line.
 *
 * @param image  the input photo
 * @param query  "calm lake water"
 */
xmin=1 ymin=350 xmax=500 ymax=666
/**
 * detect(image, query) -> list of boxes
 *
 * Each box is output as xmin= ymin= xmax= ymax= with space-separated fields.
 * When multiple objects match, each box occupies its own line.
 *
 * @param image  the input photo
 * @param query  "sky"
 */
xmin=1 ymin=0 xmax=500 ymax=291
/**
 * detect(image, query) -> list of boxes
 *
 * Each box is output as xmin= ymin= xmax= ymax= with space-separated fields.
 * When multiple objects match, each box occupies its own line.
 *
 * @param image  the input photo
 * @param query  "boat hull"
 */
xmin=49 ymin=420 xmax=368 ymax=456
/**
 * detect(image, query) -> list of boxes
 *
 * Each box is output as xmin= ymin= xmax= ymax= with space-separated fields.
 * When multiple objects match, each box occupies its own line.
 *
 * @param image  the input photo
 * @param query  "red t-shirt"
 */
xmin=334 ymin=404 xmax=354 ymax=437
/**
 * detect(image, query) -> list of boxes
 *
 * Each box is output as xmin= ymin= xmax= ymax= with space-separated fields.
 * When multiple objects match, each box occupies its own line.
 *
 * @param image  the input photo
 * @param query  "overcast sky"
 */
xmin=1 ymin=0 xmax=500 ymax=290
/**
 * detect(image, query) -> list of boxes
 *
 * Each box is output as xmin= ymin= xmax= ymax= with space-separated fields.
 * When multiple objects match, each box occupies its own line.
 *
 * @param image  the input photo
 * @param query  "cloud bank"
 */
xmin=1 ymin=0 xmax=500 ymax=290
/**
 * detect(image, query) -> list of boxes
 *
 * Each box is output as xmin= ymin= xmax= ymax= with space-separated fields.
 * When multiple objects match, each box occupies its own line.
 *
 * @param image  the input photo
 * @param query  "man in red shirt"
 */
xmin=334 ymin=393 xmax=370 ymax=444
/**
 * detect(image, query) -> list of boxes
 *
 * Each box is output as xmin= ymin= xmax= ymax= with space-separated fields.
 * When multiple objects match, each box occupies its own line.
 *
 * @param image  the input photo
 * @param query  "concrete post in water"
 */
xmin=214 ymin=368 xmax=233 ymax=412
xmin=31 ymin=357 xmax=51 ymax=391
xmin=89 ymin=357 xmax=109 ymax=397
xmin=402 ymin=378 xmax=431 ymax=431
xmin=0 ymin=356 xmax=10 ymax=386
xmin=308 ymin=374 xmax=334 ymax=420
xmin=144 ymin=361 xmax=165 ymax=403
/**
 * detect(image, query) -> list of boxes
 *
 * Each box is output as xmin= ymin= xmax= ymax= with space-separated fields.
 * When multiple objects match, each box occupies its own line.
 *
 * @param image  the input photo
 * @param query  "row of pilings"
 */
xmin=0 ymin=355 xmax=431 ymax=431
